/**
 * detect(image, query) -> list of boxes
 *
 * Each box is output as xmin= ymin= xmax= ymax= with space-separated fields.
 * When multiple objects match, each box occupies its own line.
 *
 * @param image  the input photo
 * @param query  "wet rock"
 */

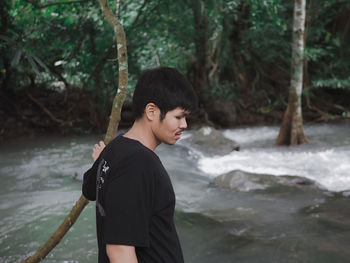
xmin=210 ymin=170 xmax=323 ymax=193
xmin=300 ymin=193 xmax=350 ymax=231
xmin=184 ymin=126 xmax=240 ymax=155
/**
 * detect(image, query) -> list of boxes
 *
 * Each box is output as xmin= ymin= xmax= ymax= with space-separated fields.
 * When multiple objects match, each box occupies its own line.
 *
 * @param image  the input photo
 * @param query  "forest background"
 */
xmin=1 ymin=0 xmax=350 ymax=141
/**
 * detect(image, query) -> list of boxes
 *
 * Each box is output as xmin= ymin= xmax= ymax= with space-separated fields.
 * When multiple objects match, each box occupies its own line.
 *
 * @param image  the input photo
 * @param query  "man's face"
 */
xmin=151 ymin=107 xmax=189 ymax=145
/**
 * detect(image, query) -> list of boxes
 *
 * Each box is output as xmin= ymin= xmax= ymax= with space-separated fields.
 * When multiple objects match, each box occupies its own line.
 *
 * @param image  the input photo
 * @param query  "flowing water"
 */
xmin=1 ymin=120 xmax=350 ymax=263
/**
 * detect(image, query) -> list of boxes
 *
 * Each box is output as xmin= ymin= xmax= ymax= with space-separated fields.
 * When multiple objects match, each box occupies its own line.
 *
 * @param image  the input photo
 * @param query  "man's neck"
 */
xmin=123 ymin=119 xmax=160 ymax=151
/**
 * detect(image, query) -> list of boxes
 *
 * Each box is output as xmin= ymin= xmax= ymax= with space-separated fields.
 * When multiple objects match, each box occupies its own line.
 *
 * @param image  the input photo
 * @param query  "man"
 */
xmin=82 ymin=67 xmax=197 ymax=263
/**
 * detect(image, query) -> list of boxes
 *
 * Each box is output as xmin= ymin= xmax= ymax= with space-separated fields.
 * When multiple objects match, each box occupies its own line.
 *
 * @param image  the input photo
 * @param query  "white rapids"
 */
xmin=196 ymin=122 xmax=350 ymax=192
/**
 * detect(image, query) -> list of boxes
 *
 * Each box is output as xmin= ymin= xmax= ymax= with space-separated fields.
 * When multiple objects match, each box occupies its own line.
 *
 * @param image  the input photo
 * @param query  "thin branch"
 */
xmin=46 ymin=65 xmax=69 ymax=89
xmin=26 ymin=91 xmax=64 ymax=124
xmin=0 ymin=91 xmax=49 ymax=128
xmin=132 ymin=2 xmax=160 ymax=29
xmin=66 ymin=33 xmax=86 ymax=62
xmin=131 ymin=0 xmax=148 ymax=27
xmin=83 ymin=45 xmax=116 ymax=91
xmin=115 ymin=0 xmax=120 ymax=18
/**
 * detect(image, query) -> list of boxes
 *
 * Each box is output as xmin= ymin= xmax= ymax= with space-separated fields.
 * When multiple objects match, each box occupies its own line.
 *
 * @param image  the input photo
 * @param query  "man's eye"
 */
xmin=175 ymin=116 xmax=181 ymax=120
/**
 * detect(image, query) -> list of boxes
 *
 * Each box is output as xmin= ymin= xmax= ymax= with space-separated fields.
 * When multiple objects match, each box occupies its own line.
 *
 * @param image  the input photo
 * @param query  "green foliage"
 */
xmin=305 ymin=0 xmax=350 ymax=89
xmin=257 ymin=97 xmax=284 ymax=114
xmin=0 ymin=0 xmax=349 ymax=115
xmin=203 ymin=81 xmax=237 ymax=101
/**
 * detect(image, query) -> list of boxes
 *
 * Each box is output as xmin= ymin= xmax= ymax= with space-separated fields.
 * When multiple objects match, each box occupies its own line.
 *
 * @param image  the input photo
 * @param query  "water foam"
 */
xmin=198 ymin=148 xmax=350 ymax=191
xmin=198 ymin=123 xmax=350 ymax=192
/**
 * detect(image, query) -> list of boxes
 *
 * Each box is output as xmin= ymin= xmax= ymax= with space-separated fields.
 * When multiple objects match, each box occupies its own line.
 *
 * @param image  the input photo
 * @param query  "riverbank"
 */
xmin=1 ymin=86 xmax=349 ymax=142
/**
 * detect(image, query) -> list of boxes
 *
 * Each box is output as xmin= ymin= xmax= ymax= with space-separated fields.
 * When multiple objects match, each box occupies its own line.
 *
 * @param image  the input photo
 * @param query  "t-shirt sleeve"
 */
xmin=103 ymin=162 xmax=155 ymax=247
xmin=82 ymin=156 xmax=100 ymax=201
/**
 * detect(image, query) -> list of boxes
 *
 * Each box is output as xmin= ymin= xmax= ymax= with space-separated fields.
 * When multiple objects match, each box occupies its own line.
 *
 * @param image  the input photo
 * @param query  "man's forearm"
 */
xmin=106 ymin=244 xmax=138 ymax=263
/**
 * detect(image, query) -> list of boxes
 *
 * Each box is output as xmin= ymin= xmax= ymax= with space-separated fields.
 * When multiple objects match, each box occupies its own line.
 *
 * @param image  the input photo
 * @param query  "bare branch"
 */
xmin=26 ymin=91 xmax=64 ymax=124
xmin=132 ymin=2 xmax=160 ymax=29
xmin=83 ymin=45 xmax=116 ymax=91
xmin=131 ymin=0 xmax=148 ymax=27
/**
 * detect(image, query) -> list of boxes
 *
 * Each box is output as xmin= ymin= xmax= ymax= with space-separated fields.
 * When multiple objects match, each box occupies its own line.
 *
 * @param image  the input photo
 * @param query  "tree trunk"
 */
xmin=276 ymin=0 xmax=309 ymax=146
xmin=230 ymin=2 xmax=250 ymax=93
xmin=22 ymin=1 xmax=128 ymax=262
xmin=189 ymin=0 xmax=210 ymax=105
xmin=0 ymin=1 xmax=11 ymax=92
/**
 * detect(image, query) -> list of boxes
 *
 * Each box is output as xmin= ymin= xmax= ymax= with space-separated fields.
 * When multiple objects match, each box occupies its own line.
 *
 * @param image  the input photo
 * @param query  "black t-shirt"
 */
xmin=82 ymin=135 xmax=184 ymax=263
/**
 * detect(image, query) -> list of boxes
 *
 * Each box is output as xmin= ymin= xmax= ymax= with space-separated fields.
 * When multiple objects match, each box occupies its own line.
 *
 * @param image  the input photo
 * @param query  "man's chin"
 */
xmin=162 ymin=139 xmax=177 ymax=145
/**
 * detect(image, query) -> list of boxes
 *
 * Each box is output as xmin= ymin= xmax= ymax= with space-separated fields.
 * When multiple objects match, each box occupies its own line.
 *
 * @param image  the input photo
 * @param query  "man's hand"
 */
xmin=106 ymin=244 xmax=138 ymax=263
xmin=92 ymin=141 xmax=106 ymax=161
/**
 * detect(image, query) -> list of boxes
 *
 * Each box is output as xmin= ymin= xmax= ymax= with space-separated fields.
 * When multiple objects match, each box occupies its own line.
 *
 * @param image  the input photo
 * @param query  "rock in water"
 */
xmin=184 ymin=126 xmax=240 ymax=155
xmin=210 ymin=170 xmax=323 ymax=193
xmin=300 ymin=193 xmax=350 ymax=231
xmin=211 ymin=170 xmax=269 ymax=192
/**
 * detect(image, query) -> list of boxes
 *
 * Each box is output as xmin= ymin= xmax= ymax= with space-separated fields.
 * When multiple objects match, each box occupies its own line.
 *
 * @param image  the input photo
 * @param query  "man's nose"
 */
xmin=180 ymin=118 xmax=187 ymax=129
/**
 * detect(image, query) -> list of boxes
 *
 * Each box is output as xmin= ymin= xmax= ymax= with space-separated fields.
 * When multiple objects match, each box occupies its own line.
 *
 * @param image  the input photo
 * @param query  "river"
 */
xmin=1 ymin=120 xmax=350 ymax=262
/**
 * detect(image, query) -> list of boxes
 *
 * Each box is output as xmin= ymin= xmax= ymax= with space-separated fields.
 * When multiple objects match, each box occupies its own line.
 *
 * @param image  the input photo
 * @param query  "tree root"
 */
xmin=306 ymin=97 xmax=344 ymax=122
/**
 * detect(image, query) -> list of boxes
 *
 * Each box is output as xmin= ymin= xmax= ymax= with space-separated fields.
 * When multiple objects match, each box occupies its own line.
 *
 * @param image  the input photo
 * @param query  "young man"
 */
xmin=82 ymin=67 xmax=197 ymax=263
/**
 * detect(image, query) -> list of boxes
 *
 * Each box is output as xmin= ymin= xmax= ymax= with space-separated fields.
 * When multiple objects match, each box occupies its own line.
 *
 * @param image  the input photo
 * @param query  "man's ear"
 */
xmin=145 ymin=103 xmax=159 ymax=121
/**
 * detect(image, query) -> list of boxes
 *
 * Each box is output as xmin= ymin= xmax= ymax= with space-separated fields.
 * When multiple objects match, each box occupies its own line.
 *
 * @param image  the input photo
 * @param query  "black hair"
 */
xmin=132 ymin=67 xmax=197 ymax=120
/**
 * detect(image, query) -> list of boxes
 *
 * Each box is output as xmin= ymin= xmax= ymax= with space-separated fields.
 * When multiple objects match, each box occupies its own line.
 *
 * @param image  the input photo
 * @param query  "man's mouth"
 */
xmin=175 ymin=131 xmax=183 ymax=139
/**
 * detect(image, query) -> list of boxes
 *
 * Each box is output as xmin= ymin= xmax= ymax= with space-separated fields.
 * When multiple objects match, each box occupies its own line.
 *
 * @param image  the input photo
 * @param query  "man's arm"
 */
xmin=82 ymin=141 xmax=106 ymax=200
xmin=106 ymin=244 xmax=138 ymax=263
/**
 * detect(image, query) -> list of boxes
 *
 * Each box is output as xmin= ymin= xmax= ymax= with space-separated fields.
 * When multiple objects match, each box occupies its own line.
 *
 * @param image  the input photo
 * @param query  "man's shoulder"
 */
xmin=128 ymin=147 xmax=162 ymax=173
xmin=114 ymin=135 xmax=157 ymax=155
xmin=105 ymin=135 xmax=161 ymax=168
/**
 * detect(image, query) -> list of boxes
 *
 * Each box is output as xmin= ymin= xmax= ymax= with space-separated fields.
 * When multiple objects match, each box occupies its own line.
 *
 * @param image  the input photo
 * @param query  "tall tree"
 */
xmin=276 ymin=0 xmax=309 ymax=146
xmin=0 ymin=0 xmax=11 ymax=92
xmin=186 ymin=0 xmax=210 ymax=106
xmin=230 ymin=1 xmax=251 ymax=94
